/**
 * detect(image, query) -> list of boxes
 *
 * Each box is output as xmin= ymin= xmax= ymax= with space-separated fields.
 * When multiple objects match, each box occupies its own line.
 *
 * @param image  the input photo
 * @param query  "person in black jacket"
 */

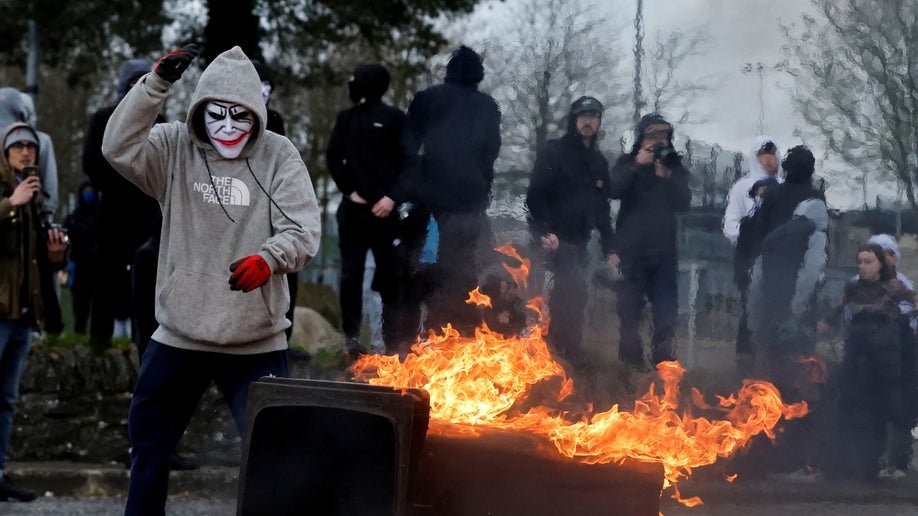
xmin=526 ymin=96 xmax=616 ymax=371
xmin=63 ymin=178 xmax=101 ymax=334
xmin=609 ymin=113 xmax=691 ymax=368
xmin=251 ymin=59 xmax=298 ymax=343
xmin=82 ymin=59 xmax=163 ymax=352
xmin=327 ymin=63 xmax=410 ymax=358
xmin=402 ymin=45 xmax=501 ymax=336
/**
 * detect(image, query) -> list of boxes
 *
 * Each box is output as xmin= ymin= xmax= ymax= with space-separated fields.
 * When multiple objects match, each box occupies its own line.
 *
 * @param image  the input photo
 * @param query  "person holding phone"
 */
xmin=0 ymin=122 xmax=67 ymax=503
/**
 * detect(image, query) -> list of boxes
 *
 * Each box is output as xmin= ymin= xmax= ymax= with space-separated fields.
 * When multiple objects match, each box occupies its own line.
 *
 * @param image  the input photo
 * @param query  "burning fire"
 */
xmin=350 ymin=243 xmax=809 ymax=505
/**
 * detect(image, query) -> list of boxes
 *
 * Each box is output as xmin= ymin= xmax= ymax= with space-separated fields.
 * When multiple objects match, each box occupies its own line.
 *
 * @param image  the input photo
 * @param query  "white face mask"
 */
xmin=204 ymin=101 xmax=255 ymax=159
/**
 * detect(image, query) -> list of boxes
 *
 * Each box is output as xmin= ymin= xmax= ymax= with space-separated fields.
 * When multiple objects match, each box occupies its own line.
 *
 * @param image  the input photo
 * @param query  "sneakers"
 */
xmin=0 ymin=473 xmax=36 ymax=502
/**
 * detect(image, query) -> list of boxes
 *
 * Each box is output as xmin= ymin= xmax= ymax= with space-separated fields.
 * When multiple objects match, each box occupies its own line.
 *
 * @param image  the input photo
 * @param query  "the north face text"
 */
xmin=193 ymin=177 xmax=251 ymax=206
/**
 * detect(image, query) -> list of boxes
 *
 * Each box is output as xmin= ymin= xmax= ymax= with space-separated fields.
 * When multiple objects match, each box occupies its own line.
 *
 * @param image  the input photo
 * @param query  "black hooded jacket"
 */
xmin=609 ymin=144 xmax=691 ymax=258
xmin=63 ymin=178 xmax=101 ymax=265
xmin=401 ymin=48 xmax=501 ymax=213
xmin=327 ymin=64 xmax=407 ymax=205
xmin=83 ymin=60 xmax=164 ymax=261
xmin=526 ymin=122 xmax=615 ymax=255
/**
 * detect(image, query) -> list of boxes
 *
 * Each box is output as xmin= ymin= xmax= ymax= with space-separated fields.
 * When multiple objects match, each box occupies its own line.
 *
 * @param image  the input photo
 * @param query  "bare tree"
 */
xmin=643 ymin=28 xmax=714 ymax=127
xmin=783 ymin=0 xmax=918 ymax=207
xmin=475 ymin=0 xmax=625 ymax=210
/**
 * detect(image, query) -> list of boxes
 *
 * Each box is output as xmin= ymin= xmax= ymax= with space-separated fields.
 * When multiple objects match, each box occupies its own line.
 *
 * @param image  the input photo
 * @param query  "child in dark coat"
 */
xmin=818 ymin=243 xmax=918 ymax=481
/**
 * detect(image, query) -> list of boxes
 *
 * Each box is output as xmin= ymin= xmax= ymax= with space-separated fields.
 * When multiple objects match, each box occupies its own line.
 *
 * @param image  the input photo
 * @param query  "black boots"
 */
xmin=0 ymin=473 xmax=36 ymax=502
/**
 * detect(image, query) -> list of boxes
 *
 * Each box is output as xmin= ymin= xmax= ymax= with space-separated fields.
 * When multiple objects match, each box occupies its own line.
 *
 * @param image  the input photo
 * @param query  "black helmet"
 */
xmin=570 ymin=96 xmax=603 ymax=116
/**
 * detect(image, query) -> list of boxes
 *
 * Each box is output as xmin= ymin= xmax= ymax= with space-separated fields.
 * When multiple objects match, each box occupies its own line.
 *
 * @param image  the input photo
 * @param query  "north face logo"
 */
xmin=193 ymin=177 xmax=251 ymax=206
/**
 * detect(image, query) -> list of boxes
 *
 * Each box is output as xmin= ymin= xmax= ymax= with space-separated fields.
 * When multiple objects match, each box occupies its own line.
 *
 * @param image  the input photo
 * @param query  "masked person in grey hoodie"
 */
xmin=101 ymin=45 xmax=321 ymax=515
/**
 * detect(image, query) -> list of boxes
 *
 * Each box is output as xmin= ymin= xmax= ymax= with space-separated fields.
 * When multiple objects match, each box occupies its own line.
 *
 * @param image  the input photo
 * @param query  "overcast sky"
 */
xmin=459 ymin=0 xmax=883 ymax=209
xmin=642 ymin=0 xmax=814 ymax=153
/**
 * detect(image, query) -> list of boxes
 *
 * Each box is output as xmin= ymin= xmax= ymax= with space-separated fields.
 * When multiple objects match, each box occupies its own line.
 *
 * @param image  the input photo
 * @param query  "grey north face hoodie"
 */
xmin=102 ymin=46 xmax=321 ymax=354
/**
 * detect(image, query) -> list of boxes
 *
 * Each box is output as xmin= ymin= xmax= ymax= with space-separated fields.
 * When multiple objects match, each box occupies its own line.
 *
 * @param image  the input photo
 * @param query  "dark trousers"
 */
xmin=91 ymin=251 xmax=133 ymax=348
xmin=425 ymin=210 xmax=491 ymax=336
xmin=336 ymin=200 xmax=400 ymax=347
xmin=828 ymin=313 xmax=904 ymax=480
xmin=547 ymin=243 xmax=588 ymax=367
xmin=39 ymin=268 xmax=63 ymax=335
xmin=125 ymin=340 xmax=288 ymax=516
xmin=617 ymin=252 xmax=679 ymax=367
xmin=70 ymin=261 xmax=100 ymax=334
xmin=735 ymin=287 xmax=754 ymax=357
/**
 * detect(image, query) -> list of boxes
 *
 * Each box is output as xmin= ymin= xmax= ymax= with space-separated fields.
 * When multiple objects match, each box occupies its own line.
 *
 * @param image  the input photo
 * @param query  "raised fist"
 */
xmin=154 ymin=44 xmax=200 ymax=83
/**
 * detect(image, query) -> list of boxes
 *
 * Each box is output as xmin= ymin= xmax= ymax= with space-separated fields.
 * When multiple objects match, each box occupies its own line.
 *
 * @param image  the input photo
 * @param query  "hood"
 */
xmin=350 ymin=63 xmax=390 ymax=104
xmin=0 ymin=87 xmax=27 ymax=132
xmin=19 ymin=92 xmax=37 ymax=127
xmin=186 ymin=46 xmax=267 ymax=159
xmin=445 ymin=45 xmax=484 ymax=86
xmin=783 ymin=145 xmax=815 ymax=184
xmin=792 ymin=198 xmax=827 ymax=231
xmin=251 ymin=59 xmax=273 ymax=88
xmin=631 ymin=112 xmax=673 ymax=152
xmin=868 ymin=233 xmax=901 ymax=267
xmin=1 ymin=122 xmax=40 ymax=170
xmin=118 ymin=59 xmax=153 ymax=99
xmin=747 ymin=135 xmax=783 ymax=179
xmin=76 ymin=177 xmax=98 ymax=210
xmin=565 ymin=96 xmax=603 ymax=142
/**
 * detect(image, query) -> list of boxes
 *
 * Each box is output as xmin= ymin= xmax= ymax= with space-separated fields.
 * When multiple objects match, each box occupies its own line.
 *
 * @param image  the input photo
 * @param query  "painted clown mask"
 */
xmin=204 ymin=101 xmax=255 ymax=159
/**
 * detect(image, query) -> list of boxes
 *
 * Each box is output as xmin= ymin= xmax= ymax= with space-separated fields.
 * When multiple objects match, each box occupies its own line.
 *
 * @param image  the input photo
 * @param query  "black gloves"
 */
xmin=154 ymin=44 xmax=200 ymax=83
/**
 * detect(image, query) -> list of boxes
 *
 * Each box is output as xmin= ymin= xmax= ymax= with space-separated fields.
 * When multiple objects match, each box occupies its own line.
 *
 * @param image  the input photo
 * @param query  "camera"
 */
xmin=652 ymin=142 xmax=682 ymax=168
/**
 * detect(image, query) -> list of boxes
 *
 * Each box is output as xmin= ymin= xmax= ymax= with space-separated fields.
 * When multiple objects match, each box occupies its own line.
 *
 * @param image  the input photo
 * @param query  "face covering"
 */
xmin=204 ymin=101 xmax=255 ymax=159
xmin=348 ymin=77 xmax=365 ymax=104
xmin=81 ymin=189 xmax=97 ymax=205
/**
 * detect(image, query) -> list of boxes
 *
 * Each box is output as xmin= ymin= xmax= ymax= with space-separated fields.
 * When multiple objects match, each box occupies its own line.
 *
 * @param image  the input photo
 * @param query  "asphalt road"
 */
xmin=6 ymin=476 xmax=918 ymax=516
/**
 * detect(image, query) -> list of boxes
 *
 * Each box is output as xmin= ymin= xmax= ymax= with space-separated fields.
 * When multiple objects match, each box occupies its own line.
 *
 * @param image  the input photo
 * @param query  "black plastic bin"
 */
xmin=237 ymin=378 xmax=429 ymax=516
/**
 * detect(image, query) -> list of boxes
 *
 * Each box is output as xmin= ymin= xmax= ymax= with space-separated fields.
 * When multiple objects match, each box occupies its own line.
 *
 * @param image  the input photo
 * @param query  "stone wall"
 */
xmin=12 ymin=345 xmax=323 ymax=467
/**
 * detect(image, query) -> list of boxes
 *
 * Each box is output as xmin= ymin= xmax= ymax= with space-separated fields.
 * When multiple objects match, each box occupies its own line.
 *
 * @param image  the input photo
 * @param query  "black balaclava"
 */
xmin=348 ymin=63 xmax=391 ymax=104
xmin=782 ymin=145 xmax=816 ymax=184
xmin=444 ymin=46 xmax=484 ymax=86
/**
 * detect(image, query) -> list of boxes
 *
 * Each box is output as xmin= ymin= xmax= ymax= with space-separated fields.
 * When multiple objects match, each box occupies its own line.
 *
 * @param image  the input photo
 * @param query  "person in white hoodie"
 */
xmin=101 ymin=44 xmax=321 ymax=515
xmin=723 ymin=137 xmax=782 ymax=369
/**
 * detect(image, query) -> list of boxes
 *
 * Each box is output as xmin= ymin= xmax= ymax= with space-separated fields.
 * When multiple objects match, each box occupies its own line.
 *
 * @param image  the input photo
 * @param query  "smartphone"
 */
xmin=22 ymin=165 xmax=38 ymax=178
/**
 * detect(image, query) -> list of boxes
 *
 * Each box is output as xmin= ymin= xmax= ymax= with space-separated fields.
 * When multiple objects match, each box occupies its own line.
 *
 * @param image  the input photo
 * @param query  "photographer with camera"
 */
xmin=609 ymin=113 xmax=691 ymax=369
xmin=0 ymin=122 xmax=67 ymax=503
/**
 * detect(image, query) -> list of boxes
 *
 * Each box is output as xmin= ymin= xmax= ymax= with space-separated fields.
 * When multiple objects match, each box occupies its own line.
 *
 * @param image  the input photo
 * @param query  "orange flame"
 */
xmin=351 ymin=244 xmax=809 ymax=505
xmin=465 ymin=287 xmax=492 ymax=308
xmin=494 ymin=241 xmax=531 ymax=290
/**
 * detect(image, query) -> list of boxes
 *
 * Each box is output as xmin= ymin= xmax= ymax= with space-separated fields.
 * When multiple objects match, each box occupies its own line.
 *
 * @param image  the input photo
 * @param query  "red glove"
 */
xmin=229 ymin=255 xmax=271 ymax=292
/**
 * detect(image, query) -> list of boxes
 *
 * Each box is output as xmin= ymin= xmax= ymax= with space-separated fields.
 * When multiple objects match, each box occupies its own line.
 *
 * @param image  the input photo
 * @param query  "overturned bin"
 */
xmin=237 ymin=378 xmax=665 ymax=516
